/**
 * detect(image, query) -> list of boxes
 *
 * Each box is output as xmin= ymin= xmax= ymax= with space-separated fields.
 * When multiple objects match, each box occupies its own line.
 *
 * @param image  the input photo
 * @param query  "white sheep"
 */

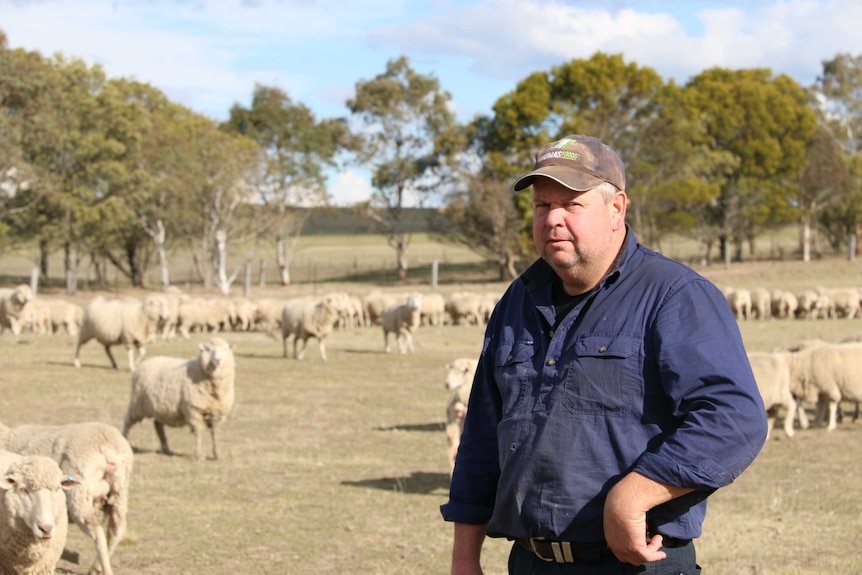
xmin=770 ymin=289 xmax=798 ymax=319
xmin=44 ymin=298 xmax=84 ymax=337
xmin=0 ymin=449 xmax=78 ymax=575
xmin=0 ymin=284 xmax=33 ymax=335
xmin=73 ymin=294 xmax=169 ymax=370
xmin=363 ymin=290 xmax=399 ymax=327
xmin=789 ymin=341 xmax=862 ymax=431
xmin=445 ymin=292 xmax=483 ymax=325
xmin=747 ymin=352 xmax=796 ymax=439
xmin=281 ymin=295 xmax=341 ymax=361
xmin=725 ymin=288 xmax=752 ymax=320
xmin=443 ymin=358 xmax=478 ymax=477
xmin=420 ymin=292 xmax=447 ymax=326
xmin=176 ymin=297 xmax=231 ymax=338
xmin=252 ymin=297 xmax=290 ymax=333
xmin=229 ymin=297 xmax=257 ymax=331
xmin=750 ymin=287 xmax=772 ymax=320
xmin=0 ymin=421 xmax=134 ymax=575
xmin=381 ymin=293 xmax=422 ymax=354
xmin=123 ymin=337 xmax=236 ymax=460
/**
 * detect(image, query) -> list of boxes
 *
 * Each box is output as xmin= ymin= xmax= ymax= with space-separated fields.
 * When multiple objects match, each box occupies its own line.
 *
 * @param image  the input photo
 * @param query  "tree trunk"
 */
xmin=64 ymin=241 xmax=76 ymax=295
xmin=277 ymin=238 xmax=291 ymax=286
xmin=155 ymin=219 xmax=170 ymax=291
xmin=39 ymin=238 xmax=49 ymax=278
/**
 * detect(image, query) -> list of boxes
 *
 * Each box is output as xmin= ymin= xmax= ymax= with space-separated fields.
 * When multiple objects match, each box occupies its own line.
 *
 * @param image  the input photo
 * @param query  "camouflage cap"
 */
xmin=512 ymin=135 xmax=626 ymax=192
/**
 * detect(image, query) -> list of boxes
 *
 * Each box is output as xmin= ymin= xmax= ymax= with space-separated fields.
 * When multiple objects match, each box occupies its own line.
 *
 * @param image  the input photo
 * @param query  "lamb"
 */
xmin=281 ymin=295 xmax=341 ymax=361
xmin=73 ymin=294 xmax=170 ymax=370
xmin=443 ymin=358 xmax=478 ymax=477
xmin=0 ymin=284 xmax=33 ymax=335
xmin=123 ymin=337 xmax=236 ymax=460
xmin=747 ymin=352 xmax=796 ymax=439
xmin=0 ymin=450 xmax=78 ymax=575
xmin=0 ymin=421 xmax=134 ymax=575
xmin=381 ymin=293 xmax=422 ymax=354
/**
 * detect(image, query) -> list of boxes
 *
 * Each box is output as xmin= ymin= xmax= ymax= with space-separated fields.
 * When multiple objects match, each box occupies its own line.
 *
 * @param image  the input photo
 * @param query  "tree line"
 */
xmin=1 ymin=28 xmax=860 ymax=293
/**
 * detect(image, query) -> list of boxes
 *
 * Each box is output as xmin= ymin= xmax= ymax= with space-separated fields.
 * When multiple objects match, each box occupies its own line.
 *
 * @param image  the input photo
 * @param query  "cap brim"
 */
xmin=512 ymin=165 xmax=605 ymax=192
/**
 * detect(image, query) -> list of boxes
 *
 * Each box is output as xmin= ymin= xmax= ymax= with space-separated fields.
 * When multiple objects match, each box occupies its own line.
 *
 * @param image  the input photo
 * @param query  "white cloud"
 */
xmin=329 ymin=170 xmax=373 ymax=206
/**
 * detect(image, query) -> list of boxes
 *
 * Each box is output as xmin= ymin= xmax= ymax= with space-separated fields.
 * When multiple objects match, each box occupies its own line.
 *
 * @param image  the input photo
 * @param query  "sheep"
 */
xmin=176 ymin=297 xmax=231 ymax=338
xmin=44 ymin=298 xmax=84 ymax=337
xmin=0 ymin=450 xmax=78 ymax=575
xmin=281 ymin=295 xmax=341 ymax=361
xmin=790 ymin=341 xmax=862 ymax=431
xmin=123 ymin=337 xmax=236 ymax=461
xmin=229 ymin=297 xmax=257 ymax=331
xmin=795 ymin=289 xmax=830 ymax=319
xmin=749 ymin=287 xmax=772 ymax=320
xmin=821 ymin=287 xmax=861 ymax=319
xmin=381 ymin=293 xmax=422 ymax=354
xmin=770 ymin=289 xmax=798 ymax=319
xmin=0 ymin=421 xmax=134 ymax=575
xmin=363 ymin=290 xmax=399 ymax=327
xmin=252 ymin=297 xmax=290 ymax=334
xmin=747 ymin=352 xmax=796 ymax=439
xmin=445 ymin=292 xmax=483 ymax=325
xmin=19 ymin=299 xmax=51 ymax=335
xmin=725 ymin=288 xmax=752 ymax=320
xmin=73 ymin=294 xmax=169 ymax=370
xmin=420 ymin=292 xmax=447 ymax=326
xmin=0 ymin=284 xmax=33 ymax=335
xmin=443 ymin=358 xmax=478 ymax=477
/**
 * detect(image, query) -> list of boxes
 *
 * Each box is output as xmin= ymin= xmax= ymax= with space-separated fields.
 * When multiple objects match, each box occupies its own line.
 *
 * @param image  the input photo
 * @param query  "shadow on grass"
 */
xmin=377 ymin=422 xmax=445 ymax=432
xmin=341 ymin=470 xmax=450 ymax=494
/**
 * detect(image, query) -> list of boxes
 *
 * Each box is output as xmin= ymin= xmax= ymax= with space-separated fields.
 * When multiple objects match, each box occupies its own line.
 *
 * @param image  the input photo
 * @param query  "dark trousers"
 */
xmin=508 ymin=540 xmax=701 ymax=575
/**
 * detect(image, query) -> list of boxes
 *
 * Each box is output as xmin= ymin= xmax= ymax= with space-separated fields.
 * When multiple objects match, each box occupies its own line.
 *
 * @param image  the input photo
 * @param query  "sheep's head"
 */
xmin=0 ymin=456 xmax=78 ymax=540
xmin=199 ymin=338 xmax=236 ymax=374
xmin=445 ymin=358 xmax=478 ymax=390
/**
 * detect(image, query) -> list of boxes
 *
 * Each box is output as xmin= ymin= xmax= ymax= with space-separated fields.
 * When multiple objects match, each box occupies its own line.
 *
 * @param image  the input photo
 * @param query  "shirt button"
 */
xmin=547 ymin=359 xmax=556 ymax=366
xmin=549 ymin=330 xmax=555 ymax=337
xmin=599 ymin=345 xmax=608 ymax=353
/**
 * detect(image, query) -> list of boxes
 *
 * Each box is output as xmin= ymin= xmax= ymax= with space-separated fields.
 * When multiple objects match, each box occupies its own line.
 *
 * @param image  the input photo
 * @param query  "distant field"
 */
xmin=1 ymin=233 xmax=862 ymax=574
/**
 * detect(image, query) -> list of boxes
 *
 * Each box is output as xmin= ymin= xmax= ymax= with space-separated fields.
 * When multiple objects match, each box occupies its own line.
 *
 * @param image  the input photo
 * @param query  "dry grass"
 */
xmin=2 ymin=242 xmax=862 ymax=574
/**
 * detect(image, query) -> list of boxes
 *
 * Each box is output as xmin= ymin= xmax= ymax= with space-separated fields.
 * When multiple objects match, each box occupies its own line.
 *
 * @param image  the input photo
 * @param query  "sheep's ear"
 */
xmin=0 ymin=474 xmax=16 ymax=491
xmin=61 ymin=475 xmax=80 ymax=490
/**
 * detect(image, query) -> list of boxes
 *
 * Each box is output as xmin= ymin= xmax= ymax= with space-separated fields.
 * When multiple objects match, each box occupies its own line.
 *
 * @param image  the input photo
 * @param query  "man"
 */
xmin=441 ymin=135 xmax=767 ymax=574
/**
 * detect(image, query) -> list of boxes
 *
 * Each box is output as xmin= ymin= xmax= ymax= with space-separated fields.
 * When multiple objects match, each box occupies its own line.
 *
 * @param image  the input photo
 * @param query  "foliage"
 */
xmin=347 ymin=56 xmax=459 ymax=281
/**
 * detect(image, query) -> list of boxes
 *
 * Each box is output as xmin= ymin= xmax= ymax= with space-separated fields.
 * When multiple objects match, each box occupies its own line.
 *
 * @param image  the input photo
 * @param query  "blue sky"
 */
xmin=3 ymin=0 xmax=861 ymax=205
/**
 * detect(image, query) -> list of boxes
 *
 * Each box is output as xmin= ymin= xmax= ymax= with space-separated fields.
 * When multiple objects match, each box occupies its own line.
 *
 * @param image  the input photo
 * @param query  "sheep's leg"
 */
xmin=210 ymin=426 xmax=219 ymax=460
xmin=282 ymin=334 xmax=289 ymax=358
xmin=73 ymin=335 xmax=88 ymax=368
xmin=827 ymin=400 xmax=839 ymax=431
xmin=294 ymin=337 xmax=306 ymax=360
xmin=87 ymin=524 xmax=113 ymax=575
xmin=384 ymin=331 xmax=391 ymax=353
xmin=126 ymin=346 xmax=137 ymax=372
xmin=318 ymin=338 xmax=328 ymax=361
xmin=103 ymin=344 xmax=119 ymax=369
xmin=796 ymin=400 xmax=810 ymax=429
xmin=154 ymin=421 xmax=172 ymax=455
xmin=781 ymin=405 xmax=795 ymax=438
xmin=193 ymin=428 xmax=204 ymax=460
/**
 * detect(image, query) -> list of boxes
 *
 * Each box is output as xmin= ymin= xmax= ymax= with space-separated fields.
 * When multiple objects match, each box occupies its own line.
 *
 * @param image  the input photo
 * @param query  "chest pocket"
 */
xmin=494 ymin=340 xmax=536 ymax=417
xmin=562 ymin=334 xmax=642 ymax=416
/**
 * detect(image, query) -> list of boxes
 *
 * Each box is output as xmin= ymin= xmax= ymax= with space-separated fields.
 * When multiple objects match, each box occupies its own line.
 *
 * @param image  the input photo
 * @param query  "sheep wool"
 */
xmin=73 ymin=295 xmax=169 ymax=370
xmin=0 ymin=450 xmax=78 ymax=575
xmin=281 ymin=295 xmax=341 ymax=361
xmin=123 ymin=337 xmax=236 ymax=460
xmin=0 ymin=284 xmax=33 ymax=336
xmin=0 ymin=422 xmax=132 ymax=575
xmin=443 ymin=358 xmax=478 ymax=477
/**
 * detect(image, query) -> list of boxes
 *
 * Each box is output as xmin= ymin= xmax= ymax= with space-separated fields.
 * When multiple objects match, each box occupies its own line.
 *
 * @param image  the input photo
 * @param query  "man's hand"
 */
xmin=603 ymin=471 xmax=692 ymax=565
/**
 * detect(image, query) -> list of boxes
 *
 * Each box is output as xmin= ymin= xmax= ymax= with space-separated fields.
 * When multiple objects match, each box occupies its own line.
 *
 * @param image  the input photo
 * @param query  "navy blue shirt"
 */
xmin=441 ymin=229 xmax=767 ymax=542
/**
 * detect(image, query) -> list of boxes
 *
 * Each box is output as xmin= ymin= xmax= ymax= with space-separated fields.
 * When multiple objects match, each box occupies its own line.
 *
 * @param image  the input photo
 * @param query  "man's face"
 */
xmin=531 ymin=178 xmax=624 ymax=290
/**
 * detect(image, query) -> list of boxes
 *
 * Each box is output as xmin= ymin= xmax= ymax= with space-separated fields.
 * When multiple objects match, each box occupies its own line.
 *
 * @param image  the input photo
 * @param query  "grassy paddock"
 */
xmin=2 ymin=238 xmax=862 ymax=574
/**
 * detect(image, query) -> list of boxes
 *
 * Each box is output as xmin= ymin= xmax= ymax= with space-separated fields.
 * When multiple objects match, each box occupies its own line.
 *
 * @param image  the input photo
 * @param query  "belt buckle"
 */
xmin=528 ymin=537 xmax=554 ymax=562
xmin=529 ymin=537 xmax=575 ymax=563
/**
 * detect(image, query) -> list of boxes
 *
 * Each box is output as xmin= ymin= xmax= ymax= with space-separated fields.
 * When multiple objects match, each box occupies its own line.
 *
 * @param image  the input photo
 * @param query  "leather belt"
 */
xmin=517 ymin=535 xmax=691 ymax=563
xmin=516 ymin=537 xmax=611 ymax=563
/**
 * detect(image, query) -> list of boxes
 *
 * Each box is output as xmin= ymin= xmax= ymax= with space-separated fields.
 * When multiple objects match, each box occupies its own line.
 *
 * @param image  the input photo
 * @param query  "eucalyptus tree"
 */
xmin=682 ymin=68 xmax=816 ymax=264
xmin=224 ymin=84 xmax=348 ymax=285
xmin=811 ymin=53 xmax=862 ymax=256
xmin=347 ymin=55 xmax=457 ymax=282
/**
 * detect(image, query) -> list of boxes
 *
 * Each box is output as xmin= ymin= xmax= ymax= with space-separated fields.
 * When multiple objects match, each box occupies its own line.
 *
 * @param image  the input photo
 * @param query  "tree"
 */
xmin=442 ymin=175 xmax=526 ymax=280
xmin=347 ymin=56 xmax=457 ymax=282
xmin=475 ymin=52 xmax=665 ymax=250
xmin=682 ymin=68 xmax=816 ymax=263
xmin=813 ymin=53 xmax=862 ymax=256
xmin=223 ymin=84 xmax=348 ymax=285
